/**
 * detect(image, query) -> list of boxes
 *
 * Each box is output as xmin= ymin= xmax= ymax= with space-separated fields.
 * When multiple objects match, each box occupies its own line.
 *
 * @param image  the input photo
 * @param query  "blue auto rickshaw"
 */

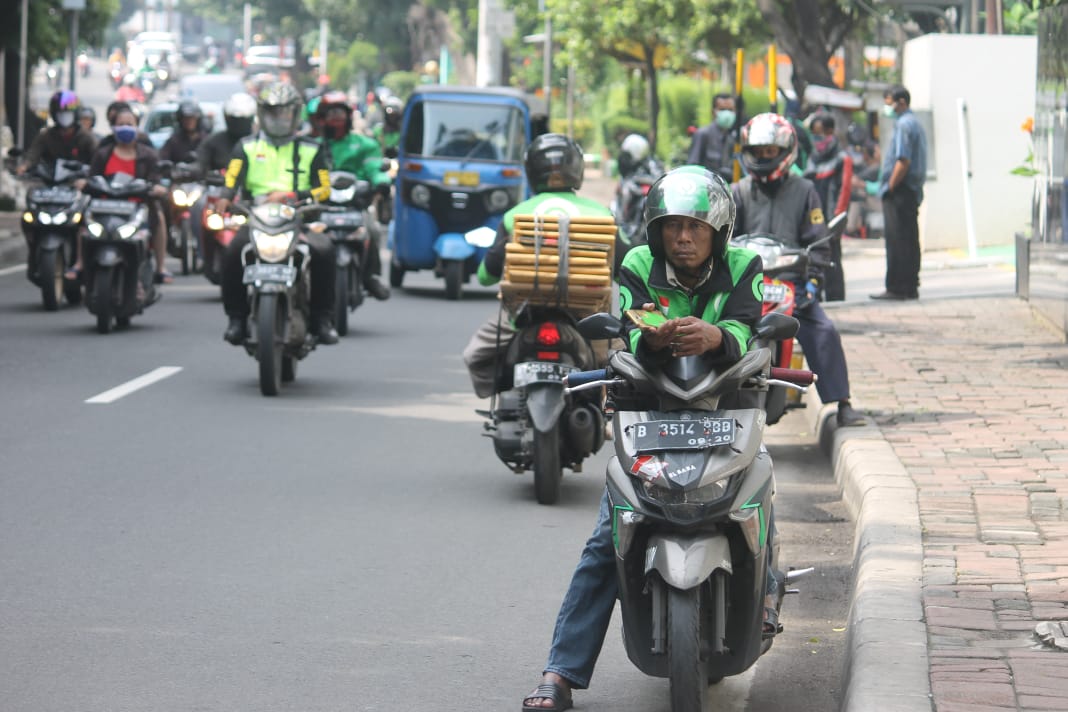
xmin=390 ymin=86 xmax=548 ymax=299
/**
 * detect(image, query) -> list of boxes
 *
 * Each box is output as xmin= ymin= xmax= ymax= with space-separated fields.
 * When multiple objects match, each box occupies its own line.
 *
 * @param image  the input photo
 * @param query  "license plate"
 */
xmin=243 ymin=263 xmax=296 ymax=284
xmin=443 ymin=170 xmax=480 ymax=188
xmin=763 ymin=281 xmax=789 ymax=303
xmin=631 ymin=418 xmax=736 ymax=452
xmin=89 ymin=199 xmax=138 ymax=216
xmin=33 ymin=187 xmax=77 ymax=203
xmin=514 ymin=361 xmax=576 ymax=388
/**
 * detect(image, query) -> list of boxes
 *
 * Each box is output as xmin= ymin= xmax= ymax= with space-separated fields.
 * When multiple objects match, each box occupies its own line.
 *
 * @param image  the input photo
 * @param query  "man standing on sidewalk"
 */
xmin=871 ymin=85 xmax=927 ymax=301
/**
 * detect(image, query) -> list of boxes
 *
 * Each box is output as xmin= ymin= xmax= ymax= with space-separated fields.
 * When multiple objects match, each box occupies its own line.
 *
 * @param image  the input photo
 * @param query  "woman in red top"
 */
xmin=68 ymin=107 xmax=173 ymax=283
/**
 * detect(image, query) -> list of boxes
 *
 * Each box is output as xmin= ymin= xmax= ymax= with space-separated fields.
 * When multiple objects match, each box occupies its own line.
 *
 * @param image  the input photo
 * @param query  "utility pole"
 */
xmin=18 ymin=0 xmax=28 ymax=148
xmin=62 ymin=0 xmax=85 ymax=93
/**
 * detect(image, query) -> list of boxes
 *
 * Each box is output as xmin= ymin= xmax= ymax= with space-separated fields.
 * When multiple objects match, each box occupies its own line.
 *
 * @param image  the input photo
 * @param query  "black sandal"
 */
xmin=762 ymin=606 xmax=782 ymax=640
xmin=521 ymin=682 xmax=573 ymax=711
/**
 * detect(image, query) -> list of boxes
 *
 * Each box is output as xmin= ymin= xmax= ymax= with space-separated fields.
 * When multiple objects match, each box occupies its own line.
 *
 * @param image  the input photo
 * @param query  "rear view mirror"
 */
xmin=750 ymin=312 xmax=799 ymax=344
xmin=576 ymin=312 xmax=625 ymax=340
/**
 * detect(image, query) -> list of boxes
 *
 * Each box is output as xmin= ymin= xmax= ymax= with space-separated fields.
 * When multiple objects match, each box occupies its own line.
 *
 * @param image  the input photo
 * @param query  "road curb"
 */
xmin=802 ymin=391 xmax=933 ymax=712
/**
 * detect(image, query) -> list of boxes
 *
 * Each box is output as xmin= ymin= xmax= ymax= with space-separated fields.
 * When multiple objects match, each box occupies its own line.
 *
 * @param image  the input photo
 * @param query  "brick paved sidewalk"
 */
xmin=830 ymin=295 xmax=1068 ymax=712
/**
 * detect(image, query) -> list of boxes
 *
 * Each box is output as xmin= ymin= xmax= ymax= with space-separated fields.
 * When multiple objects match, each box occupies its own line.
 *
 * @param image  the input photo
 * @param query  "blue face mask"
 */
xmin=114 ymin=125 xmax=137 ymax=144
xmin=715 ymin=109 xmax=736 ymax=130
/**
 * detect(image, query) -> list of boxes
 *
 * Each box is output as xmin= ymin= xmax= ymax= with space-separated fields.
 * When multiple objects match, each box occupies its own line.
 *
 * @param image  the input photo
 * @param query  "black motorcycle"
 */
xmin=320 ymin=171 xmax=377 ymax=337
xmin=81 ymin=173 xmax=160 ymax=333
xmin=18 ymin=159 xmax=89 ymax=310
xmin=478 ymin=305 xmax=606 ymax=505
xmin=230 ymin=199 xmax=322 ymax=396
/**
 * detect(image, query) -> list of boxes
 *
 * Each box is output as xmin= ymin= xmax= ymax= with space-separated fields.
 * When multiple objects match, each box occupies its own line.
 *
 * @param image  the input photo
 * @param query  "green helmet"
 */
xmin=643 ymin=165 xmax=736 ymax=260
xmin=257 ymin=82 xmax=303 ymax=140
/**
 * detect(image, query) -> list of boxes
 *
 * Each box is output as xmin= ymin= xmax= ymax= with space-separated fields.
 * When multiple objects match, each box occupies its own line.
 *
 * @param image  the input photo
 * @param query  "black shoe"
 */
xmin=836 ymin=402 xmax=866 ymax=427
xmin=223 ymin=316 xmax=247 ymax=345
xmin=365 ymin=275 xmax=391 ymax=301
xmin=869 ymin=290 xmax=909 ymax=301
xmin=315 ymin=321 xmax=339 ymax=345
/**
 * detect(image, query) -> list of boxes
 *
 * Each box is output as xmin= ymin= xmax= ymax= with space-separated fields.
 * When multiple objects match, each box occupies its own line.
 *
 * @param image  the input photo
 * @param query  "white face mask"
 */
xmin=882 ymin=104 xmax=898 ymax=119
xmin=56 ymin=111 xmax=75 ymax=128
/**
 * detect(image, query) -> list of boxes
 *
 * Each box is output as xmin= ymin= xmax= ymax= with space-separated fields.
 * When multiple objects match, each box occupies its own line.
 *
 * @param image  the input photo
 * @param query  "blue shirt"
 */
xmin=879 ymin=109 xmax=927 ymax=203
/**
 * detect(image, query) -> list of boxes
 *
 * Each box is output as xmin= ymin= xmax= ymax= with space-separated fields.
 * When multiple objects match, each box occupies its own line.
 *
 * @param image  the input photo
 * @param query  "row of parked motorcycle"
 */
xmin=16 ymin=158 xmax=386 ymax=397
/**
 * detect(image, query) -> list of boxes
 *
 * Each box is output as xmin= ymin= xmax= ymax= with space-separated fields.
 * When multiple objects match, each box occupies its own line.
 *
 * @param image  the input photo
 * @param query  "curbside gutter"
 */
xmin=803 ymin=392 xmax=933 ymax=712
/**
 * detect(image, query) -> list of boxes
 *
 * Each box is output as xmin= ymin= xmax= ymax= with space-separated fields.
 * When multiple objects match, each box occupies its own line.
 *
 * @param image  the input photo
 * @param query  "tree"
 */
xmin=753 ymin=0 xmax=860 ymax=98
xmin=544 ymin=0 xmax=695 ymax=149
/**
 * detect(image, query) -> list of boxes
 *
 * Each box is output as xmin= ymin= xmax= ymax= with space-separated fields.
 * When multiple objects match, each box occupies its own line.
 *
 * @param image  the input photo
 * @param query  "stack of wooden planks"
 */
xmin=500 ymin=214 xmax=616 ymax=315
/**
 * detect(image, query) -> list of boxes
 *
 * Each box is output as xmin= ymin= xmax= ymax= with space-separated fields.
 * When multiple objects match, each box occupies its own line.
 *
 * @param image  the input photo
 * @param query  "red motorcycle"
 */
xmin=731 ymin=212 xmax=844 ymax=424
xmin=200 ymin=172 xmax=244 ymax=286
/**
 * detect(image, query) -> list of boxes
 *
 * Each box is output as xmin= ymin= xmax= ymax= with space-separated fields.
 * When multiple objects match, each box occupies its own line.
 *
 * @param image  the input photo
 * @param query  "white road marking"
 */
xmin=0 ymin=263 xmax=27 ymax=277
xmin=85 ymin=366 xmax=183 ymax=404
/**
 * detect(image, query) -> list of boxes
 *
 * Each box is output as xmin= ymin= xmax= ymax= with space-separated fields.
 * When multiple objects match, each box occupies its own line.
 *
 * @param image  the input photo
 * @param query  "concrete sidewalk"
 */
xmin=815 ymin=289 xmax=1068 ymax=711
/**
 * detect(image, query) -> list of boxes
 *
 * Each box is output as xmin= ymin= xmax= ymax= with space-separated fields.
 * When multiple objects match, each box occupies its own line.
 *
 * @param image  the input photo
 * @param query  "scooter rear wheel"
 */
xmin=533 ymin=425 xmax=562 ymax=505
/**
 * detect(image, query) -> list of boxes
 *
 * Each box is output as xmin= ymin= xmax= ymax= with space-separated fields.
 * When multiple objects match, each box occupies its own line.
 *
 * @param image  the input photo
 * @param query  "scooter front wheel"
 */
xmin=335 ymin=266 xmax=349 ymax=337
xmin=93 ymin=266 xmax=116 ymax=334
xmin=38 ymin=248 xmax=63 ymax=311
xmin=257 ymin=294 xmax=284 ymax=396
xmin=443 ymin=259 xmax=463 ymax=300
xmin=667 ymin=586 xmax=709 ymax=712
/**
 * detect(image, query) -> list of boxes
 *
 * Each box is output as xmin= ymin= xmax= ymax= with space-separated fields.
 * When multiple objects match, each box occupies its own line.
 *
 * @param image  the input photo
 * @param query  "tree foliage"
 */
xmin=3 ymin=0 xmax=120 ymax=65
xmin=754 ymin=0 xmax=859 ymax=98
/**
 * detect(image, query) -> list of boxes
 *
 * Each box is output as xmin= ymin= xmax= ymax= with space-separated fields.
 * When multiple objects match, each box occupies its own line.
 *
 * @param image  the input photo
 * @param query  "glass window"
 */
xmin=403 ymin=100 xmax=526 ymax=162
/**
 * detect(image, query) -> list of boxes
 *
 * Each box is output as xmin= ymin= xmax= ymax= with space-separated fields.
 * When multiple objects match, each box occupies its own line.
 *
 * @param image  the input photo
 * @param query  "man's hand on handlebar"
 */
xmin=265 ymin=190 xmax=293 ymax=204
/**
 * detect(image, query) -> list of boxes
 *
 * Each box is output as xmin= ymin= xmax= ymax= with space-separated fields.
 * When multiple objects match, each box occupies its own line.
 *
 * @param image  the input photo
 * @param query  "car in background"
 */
xmin=172 ymin=73 xmax=246 ymax=127
xmin=242 ymin=45 xmax=296 ymax=76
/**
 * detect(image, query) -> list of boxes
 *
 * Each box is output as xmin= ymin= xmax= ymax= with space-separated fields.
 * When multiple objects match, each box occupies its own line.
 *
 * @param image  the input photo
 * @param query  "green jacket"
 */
xmin=617 ymin=244 xmax=763 ymax=366
xmin=328 ymin=132 xmax=391 ymax=189
xmin=477 ymin=191 xmax=614 ymax=287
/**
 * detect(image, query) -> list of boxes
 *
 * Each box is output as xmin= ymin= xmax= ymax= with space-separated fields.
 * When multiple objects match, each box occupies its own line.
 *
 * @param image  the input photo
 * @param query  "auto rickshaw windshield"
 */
xmin=403 ymin=101 xmax=527 ymax=163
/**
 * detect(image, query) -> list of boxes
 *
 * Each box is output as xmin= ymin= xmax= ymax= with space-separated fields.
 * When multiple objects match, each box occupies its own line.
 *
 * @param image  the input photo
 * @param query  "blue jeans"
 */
xmin=795 ymin=300 xmax=850 ymax=404
xmin=544 ymin=489 xmax=618 ymax=690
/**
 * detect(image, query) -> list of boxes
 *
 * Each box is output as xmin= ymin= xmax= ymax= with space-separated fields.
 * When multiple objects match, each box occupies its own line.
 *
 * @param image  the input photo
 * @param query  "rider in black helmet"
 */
xmin=462 ymin=133 xmax=616 ymax=398
xmin=160 ymin=100 xmax=206 ymax=164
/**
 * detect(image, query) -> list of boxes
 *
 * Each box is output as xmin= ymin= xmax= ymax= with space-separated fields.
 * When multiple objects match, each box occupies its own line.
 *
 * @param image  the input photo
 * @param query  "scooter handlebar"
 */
xmin=564 ymin=369 xmax=608 ymax=388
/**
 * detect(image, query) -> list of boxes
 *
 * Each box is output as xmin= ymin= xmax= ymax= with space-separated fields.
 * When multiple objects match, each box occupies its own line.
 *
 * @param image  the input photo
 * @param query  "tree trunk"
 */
xmin=645 ymin=48 xmax=659 ymax=152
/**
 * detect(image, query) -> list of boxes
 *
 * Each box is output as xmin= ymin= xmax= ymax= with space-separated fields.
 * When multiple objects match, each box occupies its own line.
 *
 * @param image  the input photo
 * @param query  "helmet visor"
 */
xmin=261 ymin=105 xmax=297 ymax=138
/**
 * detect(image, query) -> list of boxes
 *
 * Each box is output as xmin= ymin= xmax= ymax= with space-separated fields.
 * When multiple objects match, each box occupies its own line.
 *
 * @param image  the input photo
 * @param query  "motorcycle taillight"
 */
xmin=536 ymin=351 xmax=560 ymax=361
xmin=641 ymin=185 xmax=651 ymax=195
xmin=536 ymin=323 xmax=561 ymax=347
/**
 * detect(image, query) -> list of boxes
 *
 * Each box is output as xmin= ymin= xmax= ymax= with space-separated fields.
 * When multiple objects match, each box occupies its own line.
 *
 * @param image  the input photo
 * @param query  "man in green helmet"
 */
xmin=520 ymin=165 xmax=765 ymax=712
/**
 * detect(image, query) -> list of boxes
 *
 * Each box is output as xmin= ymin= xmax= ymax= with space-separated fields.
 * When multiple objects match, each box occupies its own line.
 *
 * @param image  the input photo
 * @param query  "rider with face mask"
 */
xmin=17 ymin=91 xmax=98 ymax=175
xmin=686 ymin=92 xmax=739 ymax=183
xmin=314 ymin=91 xmax=393 ymax=300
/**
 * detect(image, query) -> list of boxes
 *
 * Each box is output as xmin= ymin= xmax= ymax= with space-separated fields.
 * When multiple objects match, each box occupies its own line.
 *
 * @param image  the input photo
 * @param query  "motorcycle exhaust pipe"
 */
xmin=568 ymin=405 xmax=601 ymax=458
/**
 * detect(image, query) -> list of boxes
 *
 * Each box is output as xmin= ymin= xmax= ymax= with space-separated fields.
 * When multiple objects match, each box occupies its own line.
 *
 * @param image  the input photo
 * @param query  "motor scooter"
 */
xmin=16 ymin=157 xmax=90 ymax=310
xmin=81 ymin=173 xmax=160 ymax=333
xmin=229 ymin=199 xmax=322 ymax=396
xmin=162 ymin=161 xmax=203 ymax=275
xmin=730 ymin=212 xmax=845 ymax=424
xmin=564 ymin=311 xmax=814 ymax=711
xmin=319 ymin=171 xmax=378 ymax=336
xmin=201 ymin=173 xmax=243 ymax=287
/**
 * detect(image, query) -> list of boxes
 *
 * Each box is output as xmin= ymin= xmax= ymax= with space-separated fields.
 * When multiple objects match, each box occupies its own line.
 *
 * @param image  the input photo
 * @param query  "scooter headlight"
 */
xmin=157 ymin=69 xmax=168 ymax=80
xmin=117 ymin=222 xmax=139 ymax=240
xmin=252 ymin=229 xmax=295 ymax=262
xmin=38 ymin=212 xmax=53 ymax=226
xmin=183 ymin=187 xmax=203 ymax=205
xmin=86 ymin=222 xmax=104 ymax=238
xmin=173 ymin=188 xmax=189 ymax=206
xmin=205 ymin=213 xmax=224 ymax=231
xmin=50 ymin=211 xmax=68 ymax=225
xmin=331 ymin=186 xmax=355 ymax=203
xmin=22 ymin=211 xmax=33 ymax=223
xmin=410 ymin=183 xmax=432 ymax=208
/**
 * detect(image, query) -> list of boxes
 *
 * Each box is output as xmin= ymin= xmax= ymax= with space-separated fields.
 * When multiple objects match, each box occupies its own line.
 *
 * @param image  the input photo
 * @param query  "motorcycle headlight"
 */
xmin=38 ymin=212 xmax=52 ymax=226
xmin=157 ymin=69 xmax=168 ymax=80
xmin=487 ymin=188 xmax=511 ymax=212
xmin=86 ymin=222 xmax=104 ymax=238
xmin=173 ymin=188 xmax=189 ymax=206
xmin=117 ymin=222 xmax=139 ymax=239
xmin=22 ymin=211 xmax=33 ymax=223
xmin=51 ymin=212 xmax=68 ymax=225
xmin=252 ymin=229 xmax=295 ymax=262
xmin=205 ymin=213 xmax=224 ymax=231
xmin=410 ymin=184 xmax=432 ymax=208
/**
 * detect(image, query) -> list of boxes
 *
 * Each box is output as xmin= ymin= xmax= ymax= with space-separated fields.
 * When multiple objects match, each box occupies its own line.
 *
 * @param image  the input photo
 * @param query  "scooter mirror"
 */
xmin=576 ymin=312 xmax=625 ymax=340
xmin=751 ymin=312 xmax=799 ymax=344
